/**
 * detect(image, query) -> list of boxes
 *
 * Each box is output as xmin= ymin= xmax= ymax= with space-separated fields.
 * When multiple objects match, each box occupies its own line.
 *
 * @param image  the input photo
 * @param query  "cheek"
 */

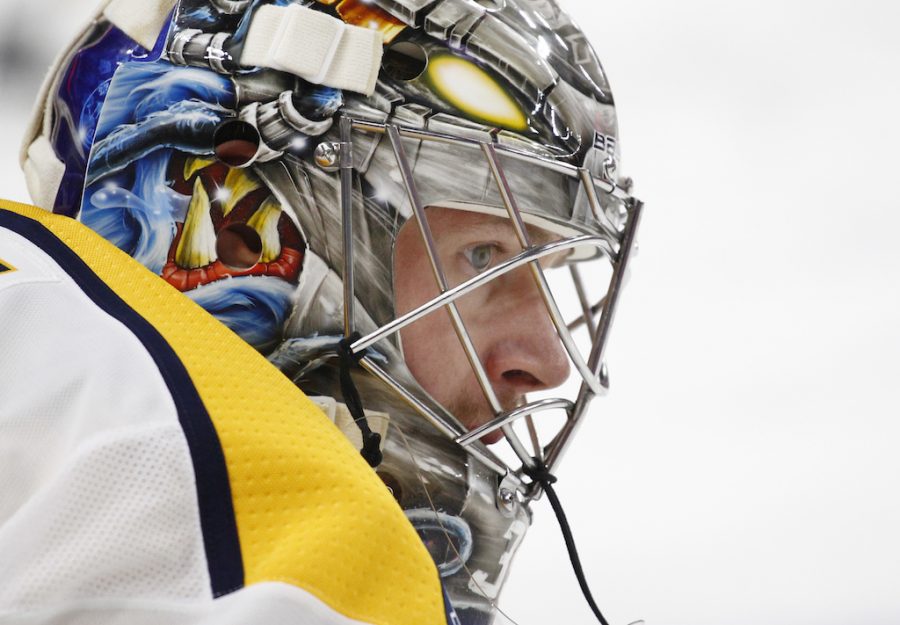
xmin=398 ymin=308 xmax=460 ymax=406
xmin=393 ymin=269 xmax=435 ymax=317
xmin=393 ymin=224 xmax=438 ymax=314
xmin=394 ymin=230 xmax=448 ymax=394
xmin=392 ymin=222 xmax=492 ymax=404
xmin=399 ymin=292 xmax=493 ymax=399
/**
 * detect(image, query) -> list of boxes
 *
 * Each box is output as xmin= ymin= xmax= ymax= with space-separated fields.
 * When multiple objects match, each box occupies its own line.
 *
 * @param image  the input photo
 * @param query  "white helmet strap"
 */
xmin=241 ymin=3 xmax=383 ymax=95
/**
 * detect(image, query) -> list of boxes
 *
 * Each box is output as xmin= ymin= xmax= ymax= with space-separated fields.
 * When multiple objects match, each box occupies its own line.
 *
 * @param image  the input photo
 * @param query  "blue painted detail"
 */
xmin=294 ymin=80 xmax=344 ymax=121
xmin=52 ymin=18 xmax=170 ymax=216
xmin=47 ymin=1 xmax=345 ymax=353
xmin=178 ymin=3 xmax=218 ymax=28
xmin=81 ymin=62 xmax=235 ymax=273
xmin=72 ymin=60 xmax=291 ymax=352
xmin=405 ymin=509 xmax=474 ymax=577
xmin=187 ymin=276 xmax=296 ymax=352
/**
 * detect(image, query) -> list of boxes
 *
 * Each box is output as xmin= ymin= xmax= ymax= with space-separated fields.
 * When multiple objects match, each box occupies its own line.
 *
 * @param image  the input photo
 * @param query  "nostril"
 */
xmin=502 ymin=369 xmax=542 ymax=388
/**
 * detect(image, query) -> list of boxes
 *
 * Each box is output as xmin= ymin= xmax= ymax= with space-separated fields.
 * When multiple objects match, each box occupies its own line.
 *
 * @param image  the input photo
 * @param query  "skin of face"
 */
xmin=393 ymin=207 xmax=571 ymax=445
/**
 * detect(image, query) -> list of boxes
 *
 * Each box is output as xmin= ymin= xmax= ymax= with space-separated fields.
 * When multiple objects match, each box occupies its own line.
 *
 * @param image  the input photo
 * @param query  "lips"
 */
xmin=163 ymin=155 xmax=305 ymax=292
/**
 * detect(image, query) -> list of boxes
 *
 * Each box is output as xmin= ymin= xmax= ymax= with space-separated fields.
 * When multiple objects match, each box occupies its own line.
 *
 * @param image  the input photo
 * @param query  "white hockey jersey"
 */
xmin=0 ymin=200 xmax=453 ymax=625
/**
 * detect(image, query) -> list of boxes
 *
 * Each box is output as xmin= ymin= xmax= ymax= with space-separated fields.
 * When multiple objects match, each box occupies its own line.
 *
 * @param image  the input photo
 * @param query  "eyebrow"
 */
xmin=463 ymin=214 xmax=561 ymax=248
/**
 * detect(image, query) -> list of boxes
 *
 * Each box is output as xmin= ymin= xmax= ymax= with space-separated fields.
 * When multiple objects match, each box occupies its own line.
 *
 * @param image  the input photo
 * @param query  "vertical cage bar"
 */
xmin=578 ymin=167 xmax=621 ymax=242
xmin=569 ymin=264 xmax=598 ymax=341
xmin=339 ymin=116 xmax=356 ymax=336
xmin=481 ymin=143 xmax=603 ymax=397
xmin=545 ymin=199 xmax=643 ymax=473
xmin=386 ymin=125 xmax=505 ymax=418
xmin=525 ymin=415 xmax=544 ymax=463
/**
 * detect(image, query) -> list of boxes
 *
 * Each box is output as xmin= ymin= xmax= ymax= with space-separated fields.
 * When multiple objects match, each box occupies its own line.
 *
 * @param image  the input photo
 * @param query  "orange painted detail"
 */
xmin=335 ymin=0 xmax=406 ymax=43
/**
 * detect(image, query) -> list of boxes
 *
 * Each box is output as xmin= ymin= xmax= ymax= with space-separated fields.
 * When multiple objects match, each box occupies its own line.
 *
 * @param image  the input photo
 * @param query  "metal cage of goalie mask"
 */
xmin=323 ymin=115 xmax=642 ymax=495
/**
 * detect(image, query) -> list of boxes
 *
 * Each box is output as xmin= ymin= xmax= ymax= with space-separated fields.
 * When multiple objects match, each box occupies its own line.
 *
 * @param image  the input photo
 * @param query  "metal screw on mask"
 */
xmin=497 ymin=488 xmax=516 ymax=514
xmin=315 ymin=141 xmax=341 ymax=172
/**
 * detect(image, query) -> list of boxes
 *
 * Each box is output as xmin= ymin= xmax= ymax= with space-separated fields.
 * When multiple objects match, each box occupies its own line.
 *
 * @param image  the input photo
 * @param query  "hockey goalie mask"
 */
xmin=25 ymin=0 xmax=641 ymax=492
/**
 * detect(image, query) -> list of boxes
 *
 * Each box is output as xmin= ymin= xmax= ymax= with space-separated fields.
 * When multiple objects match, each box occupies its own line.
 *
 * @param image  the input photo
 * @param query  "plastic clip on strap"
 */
xmin=523 ymin=462 xmax=611 ymax=625
xmin=337 ymin=332 xmax=383 ymax=468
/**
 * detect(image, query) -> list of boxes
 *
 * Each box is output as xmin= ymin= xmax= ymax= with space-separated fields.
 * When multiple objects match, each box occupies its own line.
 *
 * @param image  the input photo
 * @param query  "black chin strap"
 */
xmin=336 ymin=332 xmax=382 ymax=468
xmin=524 ymin=462 xmax=610 ymax=625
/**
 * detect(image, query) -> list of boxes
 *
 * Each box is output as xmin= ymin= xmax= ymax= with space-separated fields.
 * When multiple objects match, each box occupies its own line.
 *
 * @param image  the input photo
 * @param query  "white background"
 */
xmin=1 ymin=1 xmax=899 ymax=624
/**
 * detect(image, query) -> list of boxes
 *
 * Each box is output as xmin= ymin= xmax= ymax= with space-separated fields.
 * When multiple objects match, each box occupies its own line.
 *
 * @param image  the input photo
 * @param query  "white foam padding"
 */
xmin=103 ymin=0 xmax=177 ymax=51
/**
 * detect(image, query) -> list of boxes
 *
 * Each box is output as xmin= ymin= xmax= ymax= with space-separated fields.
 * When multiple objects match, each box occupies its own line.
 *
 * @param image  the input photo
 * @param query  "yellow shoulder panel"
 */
xmin=0 ymin=200 xmax=446 ymax=625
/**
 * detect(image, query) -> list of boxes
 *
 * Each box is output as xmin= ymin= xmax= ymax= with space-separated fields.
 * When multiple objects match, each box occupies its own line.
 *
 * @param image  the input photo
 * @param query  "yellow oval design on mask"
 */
xmin=426 ymin=55 xmax=528 ymax=132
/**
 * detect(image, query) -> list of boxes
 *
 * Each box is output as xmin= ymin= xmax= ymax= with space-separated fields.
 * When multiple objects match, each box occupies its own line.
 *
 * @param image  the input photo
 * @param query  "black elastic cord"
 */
xmin=336 ymin=332 xmax=383 ymax=468
xmin=525 ymin=463 xmax=610 ymax=625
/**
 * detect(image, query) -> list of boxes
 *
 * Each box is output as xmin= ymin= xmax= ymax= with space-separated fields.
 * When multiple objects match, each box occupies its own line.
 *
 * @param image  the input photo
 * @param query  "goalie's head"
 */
xmin=25 ymin=0 xmax=641 ymax=488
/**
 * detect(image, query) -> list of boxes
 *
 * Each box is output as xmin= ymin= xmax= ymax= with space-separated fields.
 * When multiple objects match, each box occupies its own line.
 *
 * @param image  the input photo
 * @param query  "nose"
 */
xmin=480 ymin=269 xmax=571 ymax=400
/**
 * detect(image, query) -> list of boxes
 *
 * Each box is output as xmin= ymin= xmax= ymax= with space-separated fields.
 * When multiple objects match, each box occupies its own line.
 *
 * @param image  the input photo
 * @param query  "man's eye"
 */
xmin=463 ymin=244 xmax=497 ymax=273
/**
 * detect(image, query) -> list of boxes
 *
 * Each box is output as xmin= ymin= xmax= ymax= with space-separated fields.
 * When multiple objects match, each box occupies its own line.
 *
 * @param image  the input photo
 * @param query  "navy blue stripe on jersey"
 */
xmin=0 ymin=208 xmax=244 ymax=597
xmin=443 ymin=588 xmax=462 ymax=625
